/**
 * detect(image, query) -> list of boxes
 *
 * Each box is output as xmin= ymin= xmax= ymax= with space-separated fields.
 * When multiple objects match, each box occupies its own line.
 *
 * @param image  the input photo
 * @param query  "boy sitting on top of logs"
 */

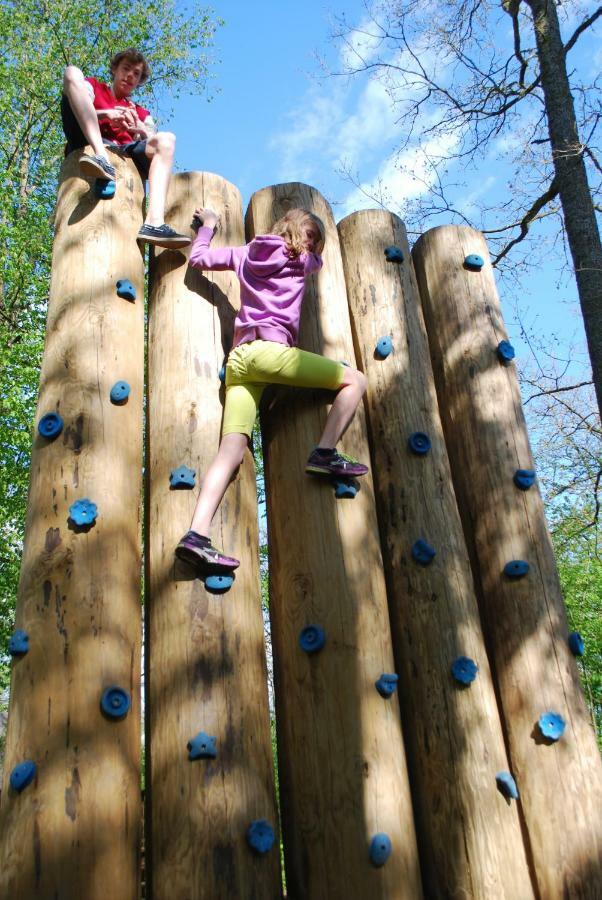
xmin=61 ymin=48 xmax=190 ymax=249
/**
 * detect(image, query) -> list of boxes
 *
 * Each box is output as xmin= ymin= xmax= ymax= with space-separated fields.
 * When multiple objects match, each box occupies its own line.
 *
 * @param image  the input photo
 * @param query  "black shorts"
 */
xmin=60 ymin=94 xmax=151 ymax=178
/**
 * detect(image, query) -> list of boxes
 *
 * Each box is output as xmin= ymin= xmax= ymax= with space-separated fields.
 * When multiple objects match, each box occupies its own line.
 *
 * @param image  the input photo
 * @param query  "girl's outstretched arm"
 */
xmin=188 ymin=208 xmax=244 ymax=272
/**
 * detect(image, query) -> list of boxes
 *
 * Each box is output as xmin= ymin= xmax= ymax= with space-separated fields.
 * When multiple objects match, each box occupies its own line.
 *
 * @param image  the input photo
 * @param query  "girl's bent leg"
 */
xmin=190 ymin=432 xmax=249 ymax=536
xmin=318 ymin=367 xmax=367 ymax=448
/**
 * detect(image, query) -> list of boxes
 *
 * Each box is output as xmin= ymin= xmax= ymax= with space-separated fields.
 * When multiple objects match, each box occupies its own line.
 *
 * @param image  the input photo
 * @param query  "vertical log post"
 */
xmin=0 ymin=152 xmax=145 ymax=899
xmin=338 ymin=210 xmax=535 ymax=898
xmin=246 ymin=184 xmax=423 ymax=900
xmin=413 ymin=224 xmax=602 ymax=898
xmin=146 ymin=172 xmax=281 ymax=900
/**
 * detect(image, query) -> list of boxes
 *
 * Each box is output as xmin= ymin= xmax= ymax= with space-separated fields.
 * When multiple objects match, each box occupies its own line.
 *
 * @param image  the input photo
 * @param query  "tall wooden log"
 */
xmin=246 ymin=184 xmax=423 ymax=900
xmin=0 ymin=152 xmax=145 ymax=899
xmin=338 ymin=210 xmax=535 ymax=898
xmin=412 ymin=225 xmax=602 ymax=898
xmin=146 ymin=172 xmax=281 ymax=900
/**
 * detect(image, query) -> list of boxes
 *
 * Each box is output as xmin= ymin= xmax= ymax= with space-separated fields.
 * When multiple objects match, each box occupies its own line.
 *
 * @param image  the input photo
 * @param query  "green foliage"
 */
xmin=0 ymin=0 xmax=220 ymax=692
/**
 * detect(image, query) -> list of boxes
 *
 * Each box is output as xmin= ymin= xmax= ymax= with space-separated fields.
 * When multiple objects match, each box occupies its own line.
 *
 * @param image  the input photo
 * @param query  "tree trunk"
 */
xmin=524 ymin=0 xmax=602 ymax=416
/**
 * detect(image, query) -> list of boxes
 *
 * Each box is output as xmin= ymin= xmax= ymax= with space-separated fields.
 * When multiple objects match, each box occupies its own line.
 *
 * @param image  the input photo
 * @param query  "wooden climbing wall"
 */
xmin=412 ymin=225 xmax=602 ymax=898
xmin=338 ymin=209 xmax=535 ymax=898
xmin=247 ymin=183 xmax=423 ymax=900
xmin=145 ymin=172 xmax=281 ymax=900
xmin=0 ymin=152 xmax=145 ymax=899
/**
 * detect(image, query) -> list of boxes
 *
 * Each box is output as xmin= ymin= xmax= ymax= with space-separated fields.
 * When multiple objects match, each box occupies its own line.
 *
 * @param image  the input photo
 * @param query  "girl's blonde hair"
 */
xmin=270 ymin=209 xmax=326 ymax=258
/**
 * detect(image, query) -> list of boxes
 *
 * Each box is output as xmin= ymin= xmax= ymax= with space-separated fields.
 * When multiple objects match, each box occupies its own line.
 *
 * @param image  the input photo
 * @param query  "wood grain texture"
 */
xmin=246 ymin=184 xmax=423 ymax=900
xmin=413 ymin=224 xmax=602 ymax=899
xmin=0 ymin=151 xmax=145 ymax=899
xmin=146 ymin=172 xmax=281 ymax=900
xmin=338 ymin=209 xmax=535 ymax=899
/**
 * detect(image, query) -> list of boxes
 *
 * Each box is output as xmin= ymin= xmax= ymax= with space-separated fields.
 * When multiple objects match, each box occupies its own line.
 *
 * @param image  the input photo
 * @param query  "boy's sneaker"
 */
xmin=79 ymin=154 xmax=116 ymax=181
xmin=175 ymin=531 xmax=240 ymax=571
xmin=137 ymin=223 xmax=191 ymax=249
xmin=305 ymin=448 xmax=369 ymax=478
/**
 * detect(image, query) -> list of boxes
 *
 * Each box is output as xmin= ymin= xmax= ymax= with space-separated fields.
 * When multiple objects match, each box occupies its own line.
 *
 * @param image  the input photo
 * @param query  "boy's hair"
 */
xmin=109 ymin=49 xmax=151 ymax=85
xmin=271 ymin=209 xmax=326 ymax=257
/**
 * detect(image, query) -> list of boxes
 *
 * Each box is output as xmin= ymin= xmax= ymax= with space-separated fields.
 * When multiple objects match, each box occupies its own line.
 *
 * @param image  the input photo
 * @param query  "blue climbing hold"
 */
xmin=100 ymin=686 xmax=131 ymax=720
xmin=504 ymin=560 xmax=529 ymax=579
xmin=464 ymin=253 xmax=484 ymax=271
xmin=375 ymin=673 xmax=399 ymax=698
xmin=568 ymin=631 xmax=585 ymax=657
xmin=38 ymin=412 xmax=64 ymax=440
xmin=246 ymin=819 xmax=275 ymax=854
xmin=116 ymin=279 xmax=136 ymax=301
xmin=8 ymin=629 xmax=29 ymax=656
xmin=408 ymin=432 xmax=431 ymax=456
xmin=69 ymin=498 xmax=98 ymax=527
xmin=10 ymin=760 xmax=36 ymax=793
xmin=299 ymin=624 xmax=326 ymax=654
xmin=94 ymin=179 xmax=116 ymax=199
xmin=496 ymin=771 xmax=519 ymax=800
xmin=375 ymin=336 xmax=393 ymax=359
xmin=412 ymin=539 xmax=436 ymax=566
xmin=451 ymin=656 xmax=478 ymax=685
xmin=187 ymin=731 xmax=217 ymax=760
xmin=538 ymin=711 xmax=566 ymax=742
xmin=218 ymin=365 xmax=226 ymax=383
xmin=369 ymin=833 xmax=392 ymax=867
xmin=169 ymin=465 xmax=196 ymax=488
xmin=333 ymin=478 xmax=359 ymax=499
xmin=497 ymin=340 xmax=515 ymax=365
xmin=513 ymin=469 xmax=536 ymax=491
xmin=110 ymin=381 xmax=130 ymax=404
xmin=204 ymin=574 xmax=234 ymax=595
xmin=384 ymin=246 xmax=404 ymax=263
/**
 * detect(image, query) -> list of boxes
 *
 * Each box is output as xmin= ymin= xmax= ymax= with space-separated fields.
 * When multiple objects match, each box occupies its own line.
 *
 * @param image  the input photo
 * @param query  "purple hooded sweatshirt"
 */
xmin=189 ymin=226 xmax=323 ymax=349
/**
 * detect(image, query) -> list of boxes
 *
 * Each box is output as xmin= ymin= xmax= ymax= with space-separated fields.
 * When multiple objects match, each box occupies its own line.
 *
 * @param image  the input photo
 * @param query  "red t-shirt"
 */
xmin=86 ymin=76 xmax=150 ymax=145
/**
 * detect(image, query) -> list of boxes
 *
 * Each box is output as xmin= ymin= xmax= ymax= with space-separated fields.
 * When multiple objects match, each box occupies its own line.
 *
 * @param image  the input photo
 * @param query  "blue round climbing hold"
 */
xmin=497 ymin=340 xmax=515 ymax=365
xmin=116 ymin=279 xmax=136 ymax=301
xmin=375 ymin=673 xmax=399 ymax=698
xmin=513 ymin=469 xmax=536 ymax=491
xmin=504 ymin=560 xmax=529 ymax=579
xmin=100 ymin=686 xmax=131 ymax=720
xmin=299 ymin=624 xmax=326 ymax=654
xmin=333 ymin=478 xmax=359 ymax=499
xmin=464 ymin=253 xmax=484 ymax=271
xmin=204 ymin=574 xmax=234 ymax=595
xmin=69 ymin=498 xmax=98 ymax=527
xmin=408 ymin=432 xmax=431 ymax=456
xmin=451 ymin=656 xmax=478 ymax=685
xmin=246 ymin=819 xmax=275 ymax=854
xmin=384 ymin=246 xmax=404 ymax=264
xmin=568 ymin=631 xmax=585 ymax=657
xmin=375 ymin=336 xmax=393 ymax=359
xmin=8 ymin=629 xmax=29 ymax=656
xmin=38 ymin=412 xmax=64 ymax=439
xmin=94 ymin=178 xmax=116 ymax=199
xmin=10 ymin=760 xmax=36 ymax=793
xmin=169 ymin=465 xmax=196 ymax=488
xmin=538 ymin=711 xmax=566 ymax=742
xmin=110 ymin=381 xmax=130 ymax=404
xmin=412 ymin=539 xmax=436 ymax=566
xmin=218 ymin=365 xmax=226 ymax=383
xmin=188 ymin=731 xmax=217 ymax=760
xmin=369 ymin=833 xmax=392 ymax=867
xmin=496 ymin=771 xmax=519 ymax=800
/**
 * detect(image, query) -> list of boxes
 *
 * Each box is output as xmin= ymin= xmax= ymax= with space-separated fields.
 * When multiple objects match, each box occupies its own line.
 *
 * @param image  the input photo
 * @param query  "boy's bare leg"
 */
xmin=144 ymin=132 xmax=176 ymax=226
xmin=190 ymin=432 xmax=248 ymax=536
xmin=62 ymin=66 xmax=106 ymax=158
xmin=318 ymin=367 xmax=367 ymax=448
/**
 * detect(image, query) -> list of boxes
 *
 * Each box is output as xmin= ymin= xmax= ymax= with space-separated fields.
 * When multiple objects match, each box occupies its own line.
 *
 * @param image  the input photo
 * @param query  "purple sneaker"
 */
xmin=305 ymin=448 xmax=369 ymax=478
xmin=175 ymin=531 xmax=240 ymax=572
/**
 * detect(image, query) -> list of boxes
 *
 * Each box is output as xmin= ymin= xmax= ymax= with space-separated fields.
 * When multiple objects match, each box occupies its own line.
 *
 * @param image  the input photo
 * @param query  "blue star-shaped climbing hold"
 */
xmin=69 ymin=498 xmax=98 ymax=527
xmin=568 ymin=631 xmax=585 ymax=657
xmin=451 ymin=656 xmax=478 ymax=685
xmin=384 ymin=246 xmax=404 ymax=263
xmin=8 ymin=629 xmax=29 ymax=656
xmin=408 ymin=432 xmax=431 ymax=456
xmin=188 ymin=731 xmax=218 ymax=760
xmin=375 ymin=673 xmax=399 ymax=698
xmin=100 ymin=686 xmax=131 ymax=720
xmin=246 ymin=819 xmax=275 ymax=854
xmin=299 ymin=624 xmax=326 ymax=654
xmin=169 ymin=465 xmax=196 ymax=488
xmin=333 ymin=478 xmax=359 ymax=499
xmin=412 ymin=539 xmax=436 ymax=566
xmin=538 ymin=711 xmax=566 ymax=742
xmin=497 ymin=340 xmax=515 ymax=365
xmin=513 ymin=469 xmax=536 ymax=490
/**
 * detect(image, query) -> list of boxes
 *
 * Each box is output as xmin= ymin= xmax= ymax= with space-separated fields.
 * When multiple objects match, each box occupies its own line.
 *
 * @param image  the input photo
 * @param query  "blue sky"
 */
xmin=151 ymin=0 xmax=600 ymax=377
